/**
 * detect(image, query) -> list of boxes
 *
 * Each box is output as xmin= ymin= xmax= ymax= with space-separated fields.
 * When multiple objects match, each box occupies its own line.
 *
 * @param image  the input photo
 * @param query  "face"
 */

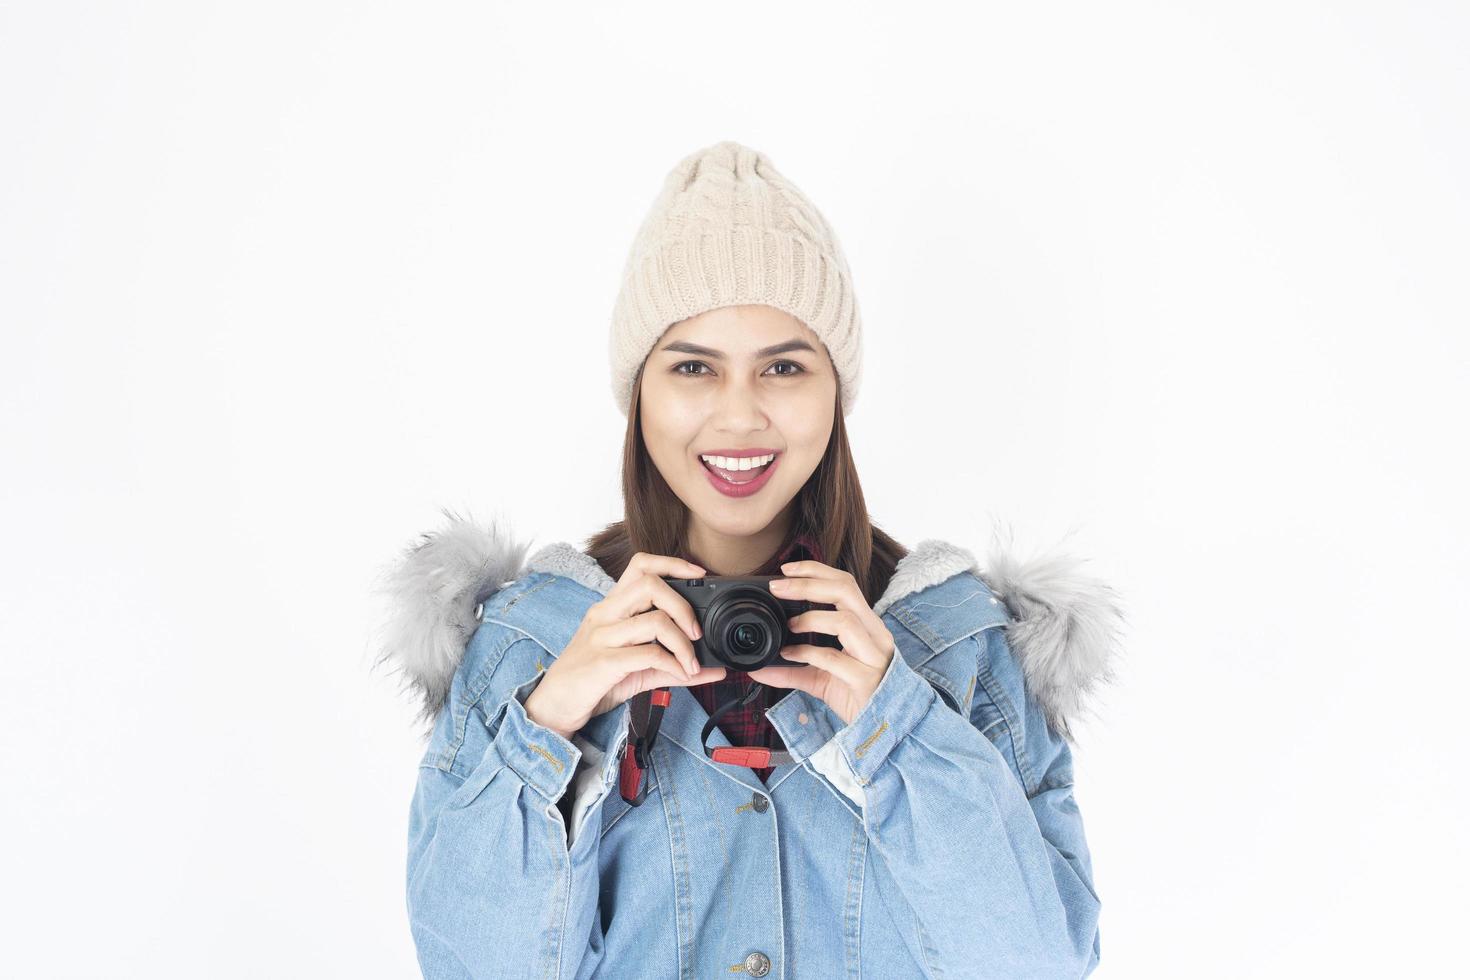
xmin=639 ymin=304 xmax=838 ymax=561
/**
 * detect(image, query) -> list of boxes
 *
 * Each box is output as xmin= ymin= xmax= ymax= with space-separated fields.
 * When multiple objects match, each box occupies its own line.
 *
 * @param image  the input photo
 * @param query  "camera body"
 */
xmin=663 ymin=574 xmax=842 ymax=671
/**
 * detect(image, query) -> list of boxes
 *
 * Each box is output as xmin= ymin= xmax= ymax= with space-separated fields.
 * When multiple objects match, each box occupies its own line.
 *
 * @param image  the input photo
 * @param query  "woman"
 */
xmin=378 ymin=140 xmax=1123 ymax=979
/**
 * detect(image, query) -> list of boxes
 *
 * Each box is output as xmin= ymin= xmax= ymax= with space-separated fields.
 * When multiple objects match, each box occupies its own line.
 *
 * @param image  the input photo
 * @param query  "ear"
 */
xmin=978 ymin=529 xmax=1127 ymax=742
xmin=371 ymin=508 xmax=532 ymax=726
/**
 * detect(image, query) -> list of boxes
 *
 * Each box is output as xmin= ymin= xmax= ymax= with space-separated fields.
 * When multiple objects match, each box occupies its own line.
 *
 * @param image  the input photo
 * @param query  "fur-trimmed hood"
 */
xmin=372 ymin=510 xmax=1125 ymax=741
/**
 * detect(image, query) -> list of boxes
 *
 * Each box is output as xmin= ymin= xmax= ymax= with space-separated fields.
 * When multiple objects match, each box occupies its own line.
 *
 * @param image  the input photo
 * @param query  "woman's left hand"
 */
xmin=746 ymin=559 xmax=898 ymax=727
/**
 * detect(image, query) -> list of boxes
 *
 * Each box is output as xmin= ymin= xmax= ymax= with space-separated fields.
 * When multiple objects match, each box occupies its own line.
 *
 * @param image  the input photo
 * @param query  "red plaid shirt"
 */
xmin=680 ymin=533 xmax=824 ymax=784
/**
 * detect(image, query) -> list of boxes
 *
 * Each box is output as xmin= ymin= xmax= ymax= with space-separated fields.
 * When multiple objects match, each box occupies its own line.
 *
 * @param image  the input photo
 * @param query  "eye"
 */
xmin=671 ymin=360 xmax=805 ymax=378
xmin=767 ymin=360 xmax=805 ymax=377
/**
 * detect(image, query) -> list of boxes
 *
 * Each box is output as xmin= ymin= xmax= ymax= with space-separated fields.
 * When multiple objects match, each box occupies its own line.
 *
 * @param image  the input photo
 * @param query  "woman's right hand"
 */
xmin=523 ymin=552 xmax=728 ymax=740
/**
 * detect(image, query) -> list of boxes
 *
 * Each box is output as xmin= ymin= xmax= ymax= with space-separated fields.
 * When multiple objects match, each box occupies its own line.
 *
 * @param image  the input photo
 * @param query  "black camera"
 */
xmin=662 ymin=574 xmax=842 ymax=671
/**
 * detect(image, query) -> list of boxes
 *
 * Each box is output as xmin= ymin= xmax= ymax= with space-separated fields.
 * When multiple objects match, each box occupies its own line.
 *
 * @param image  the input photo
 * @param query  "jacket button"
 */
xmin=744 ymin=951 xmax=771 ymax=977
xmin=751 ymin=793 xmax=769 ymax=813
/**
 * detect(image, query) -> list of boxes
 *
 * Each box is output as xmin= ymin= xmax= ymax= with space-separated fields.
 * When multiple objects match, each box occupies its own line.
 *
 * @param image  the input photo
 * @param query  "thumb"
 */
xmin=746 ymin=664 xmax=820 ymax=696
xmin=640 ymin=665 xmax=725 ymax=691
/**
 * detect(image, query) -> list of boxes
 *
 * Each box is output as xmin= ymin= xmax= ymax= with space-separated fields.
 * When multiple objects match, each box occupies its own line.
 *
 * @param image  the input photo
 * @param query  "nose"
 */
xmin=711 ymin=379 xmax=768 ymax=433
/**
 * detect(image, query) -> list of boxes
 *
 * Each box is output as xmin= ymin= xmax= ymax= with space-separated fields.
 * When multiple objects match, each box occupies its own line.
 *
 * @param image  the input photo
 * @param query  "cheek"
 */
xmin=640 ymin=390 xmax=698 ymax=460
xmin=641 ymin=372 xmax=687 ymax=419
xmin=641 ymin=416 xmax=677 ymax=461
xmin=778 ymin=404 xmax=833 ymax=457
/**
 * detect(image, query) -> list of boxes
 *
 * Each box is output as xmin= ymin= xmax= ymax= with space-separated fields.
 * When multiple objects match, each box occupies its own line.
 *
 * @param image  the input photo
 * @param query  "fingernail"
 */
xmin=769 ymin=579 xmax=788 ymax=590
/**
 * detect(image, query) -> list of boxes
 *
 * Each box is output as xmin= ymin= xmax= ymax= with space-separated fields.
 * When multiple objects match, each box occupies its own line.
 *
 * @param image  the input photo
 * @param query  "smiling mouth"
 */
xmin=698 ymin=453 xmax=779 ymax=485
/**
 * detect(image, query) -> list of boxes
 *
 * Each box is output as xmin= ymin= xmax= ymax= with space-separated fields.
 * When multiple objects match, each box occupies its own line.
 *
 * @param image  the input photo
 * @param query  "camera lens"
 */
xmin=705 ymin=587 xmax=783 ymax=669
xmin=731 ymin=622 xmax=765 ymax=654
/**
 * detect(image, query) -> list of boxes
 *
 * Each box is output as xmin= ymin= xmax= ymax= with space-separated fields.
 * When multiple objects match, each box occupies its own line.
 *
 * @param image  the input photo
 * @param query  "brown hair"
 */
xmin=585 ymin=361 xmax=909 ymax=605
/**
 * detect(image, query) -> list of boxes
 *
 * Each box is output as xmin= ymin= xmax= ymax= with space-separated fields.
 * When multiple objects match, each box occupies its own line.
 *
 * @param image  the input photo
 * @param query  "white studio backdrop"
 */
xmin=2 ymin=2 xmax=1466 ymax=976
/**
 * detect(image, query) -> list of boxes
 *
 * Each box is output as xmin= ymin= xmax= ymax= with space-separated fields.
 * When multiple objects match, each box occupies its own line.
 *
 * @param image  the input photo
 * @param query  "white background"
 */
xmin=3 ymin=2 xmax=1466 ymax=976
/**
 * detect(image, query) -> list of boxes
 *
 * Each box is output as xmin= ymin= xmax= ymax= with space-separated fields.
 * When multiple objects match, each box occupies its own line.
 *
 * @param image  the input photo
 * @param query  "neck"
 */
xmin=685 ymin=509 xmax=793 ymax=576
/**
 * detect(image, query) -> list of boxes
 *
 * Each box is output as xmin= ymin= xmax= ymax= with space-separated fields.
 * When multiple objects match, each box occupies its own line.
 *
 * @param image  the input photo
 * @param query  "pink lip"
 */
xmin=699 ymin=451 xmax=780 ymax=498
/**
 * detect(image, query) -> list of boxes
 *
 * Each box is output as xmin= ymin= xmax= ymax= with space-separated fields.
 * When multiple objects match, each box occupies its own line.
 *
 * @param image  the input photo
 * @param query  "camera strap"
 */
xmin=618 ymin=681 xmax=794 ymax=806
xmin=701 ymin=680 xmax=795 ymax=769
xmin=618 ymin=687 xmax=668 ymax=806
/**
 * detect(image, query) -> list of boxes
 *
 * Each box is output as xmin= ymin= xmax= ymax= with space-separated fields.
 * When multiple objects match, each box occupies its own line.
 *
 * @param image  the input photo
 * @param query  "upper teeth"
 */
xmin=701 ymin=453 xmax=776 ymax=471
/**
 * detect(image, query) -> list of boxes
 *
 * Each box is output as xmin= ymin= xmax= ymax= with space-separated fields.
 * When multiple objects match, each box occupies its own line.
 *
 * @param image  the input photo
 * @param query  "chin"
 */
xmin=691 ymin=492 xmax=791 ymax=532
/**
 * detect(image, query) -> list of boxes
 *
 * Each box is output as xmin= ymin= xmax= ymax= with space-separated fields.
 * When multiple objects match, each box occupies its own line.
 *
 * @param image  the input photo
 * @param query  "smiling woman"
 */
xmin=385 ymin=139 xmax=1114 ymax=980
xmin=632 ymin=303 xmax=849 ymax=559
xmin=593 ymin=300 xmax=907 ymax=600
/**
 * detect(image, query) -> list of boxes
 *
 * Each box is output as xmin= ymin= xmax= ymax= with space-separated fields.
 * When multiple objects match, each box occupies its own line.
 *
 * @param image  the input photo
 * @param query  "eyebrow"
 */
xmin=658 ymin=339 xmax=817 ymax=359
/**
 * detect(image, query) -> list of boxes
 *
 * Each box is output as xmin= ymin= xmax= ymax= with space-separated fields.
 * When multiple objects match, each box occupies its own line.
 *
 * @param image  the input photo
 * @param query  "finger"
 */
xmin=618 ymin=552 xmax=705 ymax=587
xmin=744 ymin=663 xmax=823 ymax=697
xmin=670 ymin=665 xmax=727 ymax=687
xmin=786 ymin=610 xmax=888 ymax=670
xmin=638 ymin=667 xmax=693 ymax=692
xmin=777 ymin=643 xmax=870 ymax=688
xmin=609 ymin=572 xmax=705 ymax=647
xmin=775 ymin=558 xmax=846 ymax=581
xmin=603 ymin=611 xmax=699 ymax=678
xmin=773 ymin=577 xmax=889 ymax=648
xmin=610 ymin=641 xmax=687 ymax=678
xmin=769 ymin=573 xmax=865 ymax=614
xmin=635 ymin=664 xmax=726 ymax=694
xmin=643 ymin=574 xmax=706 ymax=644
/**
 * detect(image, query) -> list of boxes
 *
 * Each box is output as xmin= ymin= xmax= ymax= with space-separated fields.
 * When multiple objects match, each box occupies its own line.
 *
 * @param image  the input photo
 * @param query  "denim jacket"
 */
xmin=377 ymin=516 xmax=1124 ymax=979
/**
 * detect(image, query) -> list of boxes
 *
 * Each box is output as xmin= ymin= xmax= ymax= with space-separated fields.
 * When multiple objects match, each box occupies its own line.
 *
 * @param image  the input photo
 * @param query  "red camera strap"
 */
xmin=618 ymin=687 xmax=668 ymax=806
xmin=619 ymin=681 xmax=793 ymax=806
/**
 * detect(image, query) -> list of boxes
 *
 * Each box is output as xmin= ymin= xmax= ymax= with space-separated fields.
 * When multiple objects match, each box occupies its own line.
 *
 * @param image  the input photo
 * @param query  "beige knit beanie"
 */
xmin=609 ymin=140 xmax=863 ymax=417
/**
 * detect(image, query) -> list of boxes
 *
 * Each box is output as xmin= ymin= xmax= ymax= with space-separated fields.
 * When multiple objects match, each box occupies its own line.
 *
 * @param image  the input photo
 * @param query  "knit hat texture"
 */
xmin=608 ymin=140 xmax=863 ymax=417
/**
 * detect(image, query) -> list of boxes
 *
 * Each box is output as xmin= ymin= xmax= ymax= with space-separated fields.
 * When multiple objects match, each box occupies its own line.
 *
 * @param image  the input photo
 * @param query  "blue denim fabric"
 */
xmin=406 ymin=568 xmax=1101 ymax=979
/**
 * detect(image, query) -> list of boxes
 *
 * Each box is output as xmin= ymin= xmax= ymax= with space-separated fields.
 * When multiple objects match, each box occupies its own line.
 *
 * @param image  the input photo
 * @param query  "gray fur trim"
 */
xmin=524 ymin=541 xmax=616 ymax=595
xmin=370 ymin=507 xmax=531 ymax=727
xmin=978 ymin=527 xmax=1126 ymax=741
xmin=872 ymin=539 xmax=979 ymax=617
xmin=372 ymin=513 xmax=1124 ymax=741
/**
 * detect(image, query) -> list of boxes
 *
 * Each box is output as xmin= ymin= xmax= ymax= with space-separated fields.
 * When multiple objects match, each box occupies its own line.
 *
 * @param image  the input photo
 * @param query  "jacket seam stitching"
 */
xmin=502 ymin=574 xmax=555 ymax=613
xmin=655 ymin=741 xmax=696 ymax=979
xmin=544 ymin=800 xmax=564 ymax=980
xmin=915 ymin=917 xmax=946 ymax=979
xmin=845 ymin=817 xmax=866 ymax=980
xmin=973 ymin=634 xmax=1037 ymax=793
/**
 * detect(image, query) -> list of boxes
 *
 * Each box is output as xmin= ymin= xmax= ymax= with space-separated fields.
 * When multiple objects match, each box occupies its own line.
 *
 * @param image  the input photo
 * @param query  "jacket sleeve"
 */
xmin=405 ymin=628 xmax=626 ymax=980
xmin=807 ymin=628 xmax=1102 ymax=979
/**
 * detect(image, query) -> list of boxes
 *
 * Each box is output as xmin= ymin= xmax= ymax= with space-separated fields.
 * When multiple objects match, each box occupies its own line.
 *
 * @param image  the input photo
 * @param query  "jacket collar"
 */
xmin=374 ymin=513 xmax=1124 ymax=741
